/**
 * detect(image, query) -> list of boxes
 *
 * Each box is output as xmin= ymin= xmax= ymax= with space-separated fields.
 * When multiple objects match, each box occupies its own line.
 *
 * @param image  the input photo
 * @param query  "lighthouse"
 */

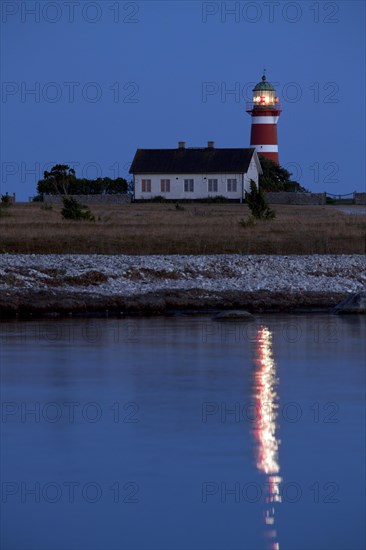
xmin=246 ymin=71 xmax=282 ymax=164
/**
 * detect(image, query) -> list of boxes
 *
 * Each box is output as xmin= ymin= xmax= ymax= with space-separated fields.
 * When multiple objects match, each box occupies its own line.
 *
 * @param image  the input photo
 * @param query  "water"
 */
xmin=0 ymin=314 xmax=365 ymax=550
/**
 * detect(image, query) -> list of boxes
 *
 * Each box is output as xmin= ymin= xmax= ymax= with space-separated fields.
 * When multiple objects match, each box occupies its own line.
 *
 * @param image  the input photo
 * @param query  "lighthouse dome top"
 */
xmin=253 ymin=73 xmax=275 ymax=92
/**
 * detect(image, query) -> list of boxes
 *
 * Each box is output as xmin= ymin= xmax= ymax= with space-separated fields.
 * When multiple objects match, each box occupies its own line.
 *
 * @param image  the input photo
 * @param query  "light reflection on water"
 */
xmin=253 ymin=326 xmax=282 ymax=550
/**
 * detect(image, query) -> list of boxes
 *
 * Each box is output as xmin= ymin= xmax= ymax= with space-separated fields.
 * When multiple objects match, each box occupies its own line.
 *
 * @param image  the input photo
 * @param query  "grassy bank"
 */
xmin=0 ymin=202 xmax=365 ymax=255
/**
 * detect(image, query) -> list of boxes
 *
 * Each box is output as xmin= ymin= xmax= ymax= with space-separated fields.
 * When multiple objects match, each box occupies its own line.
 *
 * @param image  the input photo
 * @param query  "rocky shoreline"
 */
xmin=0 ymin=254 xmax=365 ymax=318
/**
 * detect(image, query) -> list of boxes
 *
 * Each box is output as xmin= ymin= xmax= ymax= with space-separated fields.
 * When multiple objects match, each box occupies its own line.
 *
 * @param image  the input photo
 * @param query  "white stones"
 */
xmin=0 ymin=254 xmax=365 ymax=296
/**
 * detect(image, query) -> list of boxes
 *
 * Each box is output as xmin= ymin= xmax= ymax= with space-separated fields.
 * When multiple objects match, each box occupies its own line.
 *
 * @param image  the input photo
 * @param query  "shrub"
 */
xmin=1 ymin=194 xmax=12 ymax=207
xmin=151 ymin=195 xmax=166 ymax=203
xmin=61 ymin=197 xmax=95 ymax=221
xmin=207 ymin=195 xmax=227 ymax=203
xmin=245 ymin=180 xmax=276 ymax=220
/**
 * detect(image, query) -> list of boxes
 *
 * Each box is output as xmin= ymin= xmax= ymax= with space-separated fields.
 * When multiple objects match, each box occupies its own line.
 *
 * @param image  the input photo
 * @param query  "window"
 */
xmin=208 ymin=179 xmax=218 ymax=193
xmin=227 ymin=178 xmax=237 ymax=192
xmin=142 ymin=179 xmax=151 ymax=193
xmin=161 ymin=179 xmax=170 ymax=193
xmin=184 ymin=179 xmax=194 ymax=193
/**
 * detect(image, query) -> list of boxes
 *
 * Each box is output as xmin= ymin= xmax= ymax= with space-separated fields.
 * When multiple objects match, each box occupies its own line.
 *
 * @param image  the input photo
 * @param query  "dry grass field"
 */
xmin=0 ymin=202 xmax=365 ymax=255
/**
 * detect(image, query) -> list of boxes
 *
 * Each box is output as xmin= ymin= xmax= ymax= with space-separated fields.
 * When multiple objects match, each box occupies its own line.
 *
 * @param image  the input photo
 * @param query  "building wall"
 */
xmin=43 ymin=194 xmax=131 ymax=204
xmin=264 ymin=192 xmax=326 ymax=205
xmin=244 ymin=159 xmax=260 ymax=191
xmin=134 ymin=170 xmax=258 ymax=200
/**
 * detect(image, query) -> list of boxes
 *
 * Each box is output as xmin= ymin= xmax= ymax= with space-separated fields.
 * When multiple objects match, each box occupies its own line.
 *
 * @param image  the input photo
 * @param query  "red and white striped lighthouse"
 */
xmin=246 ymin=71 xmax=282 ymax=164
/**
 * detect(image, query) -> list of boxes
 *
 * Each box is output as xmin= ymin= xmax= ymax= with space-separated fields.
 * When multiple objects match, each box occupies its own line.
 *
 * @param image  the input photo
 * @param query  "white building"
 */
xmin=130 ymin=141 xmax=262 ymax=201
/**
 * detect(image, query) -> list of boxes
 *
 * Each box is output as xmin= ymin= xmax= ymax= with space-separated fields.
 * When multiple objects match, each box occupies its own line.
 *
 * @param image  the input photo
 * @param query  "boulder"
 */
xmin=334 ymin=291 xmax=366 ymax=314
xmin=213 ymin=310 xmax=254 ymax=321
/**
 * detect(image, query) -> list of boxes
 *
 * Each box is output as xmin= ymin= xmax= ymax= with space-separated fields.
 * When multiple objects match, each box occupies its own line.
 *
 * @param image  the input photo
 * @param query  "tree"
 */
xmin=42 ymin=164 xmax=76 ymax=195
xmin=258 ymin=155 xmax=308 ymax=192
xmin=245 ymin=179 xmax=275 ymax=219
xmin=35 ymin=165 xmax=128 ymax=198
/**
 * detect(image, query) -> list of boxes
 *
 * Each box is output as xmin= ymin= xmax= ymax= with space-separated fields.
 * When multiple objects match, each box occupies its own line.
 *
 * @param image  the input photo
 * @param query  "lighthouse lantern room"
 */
xmin=246 ymin=71 xmax=282 ymax=164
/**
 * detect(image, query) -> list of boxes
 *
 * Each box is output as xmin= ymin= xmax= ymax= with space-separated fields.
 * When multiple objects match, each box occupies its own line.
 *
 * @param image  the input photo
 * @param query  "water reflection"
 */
xmin=252 ymin=326 xmax=282 ymax=550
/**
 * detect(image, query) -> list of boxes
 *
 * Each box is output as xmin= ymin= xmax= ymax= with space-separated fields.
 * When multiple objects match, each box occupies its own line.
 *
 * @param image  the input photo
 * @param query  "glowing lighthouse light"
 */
xmin=246 ymin=70 xmax=282 ymax=164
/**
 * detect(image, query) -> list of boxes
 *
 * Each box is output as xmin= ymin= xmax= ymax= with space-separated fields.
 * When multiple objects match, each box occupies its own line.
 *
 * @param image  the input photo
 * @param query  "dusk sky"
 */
xmin=1 ymin=0 xmax=365 ymax=200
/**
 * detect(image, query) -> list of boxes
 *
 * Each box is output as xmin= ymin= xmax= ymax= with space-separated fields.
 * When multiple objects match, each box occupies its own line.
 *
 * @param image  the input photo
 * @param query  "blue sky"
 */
xmin=1 ymin=0 xmax=365 ymax=200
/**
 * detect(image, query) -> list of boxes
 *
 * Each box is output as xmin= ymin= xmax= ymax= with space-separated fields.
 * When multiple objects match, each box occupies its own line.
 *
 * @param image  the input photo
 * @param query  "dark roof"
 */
xmin=253 ymin=74 xmax=275 ymax=92
xmin=129 ymin=147 xmax=256 ymax=174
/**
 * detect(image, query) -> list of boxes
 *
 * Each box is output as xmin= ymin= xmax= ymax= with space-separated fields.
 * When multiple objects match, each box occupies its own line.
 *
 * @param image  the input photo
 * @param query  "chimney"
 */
xmin=207 ymin=141 xmax=215 ymax=148
xmin=178 ymin=141 xmax=185 ymax=149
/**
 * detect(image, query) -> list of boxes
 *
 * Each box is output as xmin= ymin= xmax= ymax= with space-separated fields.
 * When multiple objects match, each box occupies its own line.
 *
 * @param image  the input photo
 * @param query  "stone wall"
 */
xmin=355 ymin=193 xmax=366 ymax=205
xmin=44 ymin=194 xmax=131 ymax=205
xmin=264 ymin=192 xmax=326 ymax=205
